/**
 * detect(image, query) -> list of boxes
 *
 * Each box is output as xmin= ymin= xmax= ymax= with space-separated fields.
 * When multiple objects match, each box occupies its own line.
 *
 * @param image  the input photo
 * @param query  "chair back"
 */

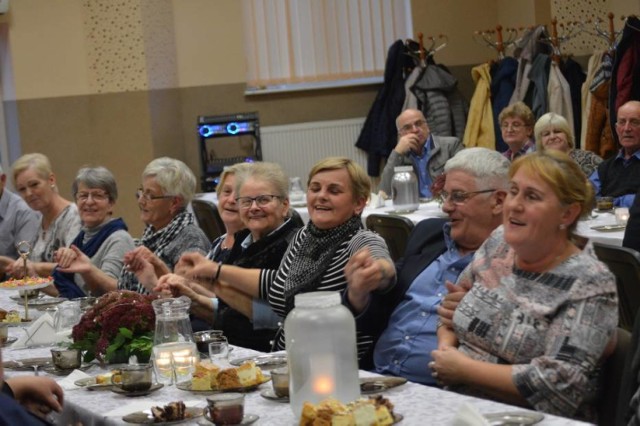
xmin=365 ymin=214 xmax=414 ymax=262
xmin=598 ymin=327 xmax=632 ymax=425
xmin=288 ymin=208 xmax=305 ymax=228
xmin=191 ymin=198 xmax=226 ymax=242
xmin=593 ymin=242 xmax=640 ymax=331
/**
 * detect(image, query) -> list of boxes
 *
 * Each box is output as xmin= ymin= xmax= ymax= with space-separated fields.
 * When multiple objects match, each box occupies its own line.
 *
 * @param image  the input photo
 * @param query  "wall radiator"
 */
xmin=261 ymin=118 xmax=369 ymax=183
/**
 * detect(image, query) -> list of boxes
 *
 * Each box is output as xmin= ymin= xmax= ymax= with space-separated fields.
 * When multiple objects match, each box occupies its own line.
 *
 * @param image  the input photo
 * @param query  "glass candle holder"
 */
xmin=615 ymin=207 xmax=630 ymax=226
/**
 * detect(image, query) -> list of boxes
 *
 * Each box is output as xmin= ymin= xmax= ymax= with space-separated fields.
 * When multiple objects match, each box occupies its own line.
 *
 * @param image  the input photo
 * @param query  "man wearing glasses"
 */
xmin=589 ymin=100 xmax=640 ymax=207
xmin=355 ymin=148 xmax=508 ymax=386
xmin=379 ymin=109 xmax=462 ymax=198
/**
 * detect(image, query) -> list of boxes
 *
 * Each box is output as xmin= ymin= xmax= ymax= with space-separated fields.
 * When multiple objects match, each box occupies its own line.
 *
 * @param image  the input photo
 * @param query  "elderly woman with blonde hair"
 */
xmin=432 ymin=150 xmax=617 ymax=421
xmin=534 ymin=112 xmax=602 ymax=177
xmin=6 ymin=153 xmax=81 ymax=284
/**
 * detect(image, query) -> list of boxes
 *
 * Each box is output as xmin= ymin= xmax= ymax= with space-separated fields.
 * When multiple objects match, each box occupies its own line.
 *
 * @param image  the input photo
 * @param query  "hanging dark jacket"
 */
xmin=355 ymin=40 xmax=411 ymax=176
xmin=609 ymin=16 xmax=640 ymax=145
xmin=490 ymin=57 xmax=518 ymax=152
xmin=560 ymin=58 xmax=587 ymax=148
xmin=411 ymin=65 xmax=468 ymax=139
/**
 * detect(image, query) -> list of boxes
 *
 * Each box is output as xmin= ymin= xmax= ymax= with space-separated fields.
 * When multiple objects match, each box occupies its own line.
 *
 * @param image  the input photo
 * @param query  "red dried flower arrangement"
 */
xmin=71 ymin=290 xmax=155 ymax=363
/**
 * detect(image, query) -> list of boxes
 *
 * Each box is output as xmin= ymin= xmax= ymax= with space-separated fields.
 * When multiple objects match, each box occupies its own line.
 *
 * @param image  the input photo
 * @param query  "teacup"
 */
xmin=207 ymin=393 xmax=245 ymax=425
xmin=111 ymin=363 xmax=153 ymax=392
xmin=193 ymin=329 xmax=225 ymax=354
xmin=270 ymin=367 xmax=289 ymax=397
xmin=51 ymin=348 xmax=81 ymax=370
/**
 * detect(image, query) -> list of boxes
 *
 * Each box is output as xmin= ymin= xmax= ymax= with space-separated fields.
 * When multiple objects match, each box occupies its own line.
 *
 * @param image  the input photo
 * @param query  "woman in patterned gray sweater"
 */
xmin=432 ymin=151 xmax=617 ymax=422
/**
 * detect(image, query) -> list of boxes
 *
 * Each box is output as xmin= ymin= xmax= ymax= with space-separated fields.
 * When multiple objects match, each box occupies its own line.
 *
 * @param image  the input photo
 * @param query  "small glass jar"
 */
xmin=391 ymin=166 xmax=419 ymax=213
xmin=285 ymin=291 xmax=360 ymax=419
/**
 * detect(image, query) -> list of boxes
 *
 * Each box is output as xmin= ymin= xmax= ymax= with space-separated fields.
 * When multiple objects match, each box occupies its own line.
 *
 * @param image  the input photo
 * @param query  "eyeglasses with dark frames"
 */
xmin=439 ymin=189 xmax=496 ymax=205
xmin=236 ymin=194 xmax=282 ymax=209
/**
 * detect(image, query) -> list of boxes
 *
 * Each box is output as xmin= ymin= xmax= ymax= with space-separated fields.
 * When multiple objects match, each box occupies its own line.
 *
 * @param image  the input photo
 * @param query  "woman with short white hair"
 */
xmin=119 ymin=157 xmax=210 ymax=294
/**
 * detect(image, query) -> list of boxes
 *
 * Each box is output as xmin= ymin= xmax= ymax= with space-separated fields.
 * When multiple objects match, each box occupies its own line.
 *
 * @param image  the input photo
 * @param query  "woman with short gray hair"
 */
xmin=119 ymin=157 xmax=209 ymax=294
xmin=53 ymin=166 xmax=135 ymax=297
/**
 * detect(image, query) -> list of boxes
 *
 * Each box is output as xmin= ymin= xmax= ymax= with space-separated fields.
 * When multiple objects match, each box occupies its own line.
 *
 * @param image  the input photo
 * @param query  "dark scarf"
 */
xmin=118 ymin=210 xmax=194 ymax=293
xmin=52 ymin=218 xmax=128 ymax=299
xmin=283 ymin=215 xmax=362 ymax=312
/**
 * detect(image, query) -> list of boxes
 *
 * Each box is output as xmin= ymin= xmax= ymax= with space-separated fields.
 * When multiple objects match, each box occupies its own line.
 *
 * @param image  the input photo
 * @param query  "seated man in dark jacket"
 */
xmin=353 ymin=148 xmax=508 ymax=385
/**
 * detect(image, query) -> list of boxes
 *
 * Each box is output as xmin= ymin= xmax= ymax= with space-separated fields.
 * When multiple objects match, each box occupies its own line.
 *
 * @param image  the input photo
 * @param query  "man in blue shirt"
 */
xmin=368 ymin=148 xmax=509 ymax=386
xmin=589 ymin=100 xmax=640 ymax=207
xmin=379 ymin=109 xmax=462 ymax=198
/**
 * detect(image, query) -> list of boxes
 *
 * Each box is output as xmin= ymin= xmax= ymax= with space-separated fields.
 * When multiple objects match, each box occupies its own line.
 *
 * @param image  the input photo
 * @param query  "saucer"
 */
xmin=202 ymin=412 xmax=259 ymax=425
xmin=42 ymin=363 xmax=93 ymax=375
xmin=111 ymin=383 xmax=163 ymax=397
xmin=260 ymin=388 xmax=289 ymax=402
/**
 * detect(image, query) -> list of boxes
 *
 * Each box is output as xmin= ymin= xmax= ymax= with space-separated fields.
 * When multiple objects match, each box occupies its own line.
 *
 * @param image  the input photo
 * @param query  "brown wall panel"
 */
xmin=13 ymin=91 xmax=155 ymax=237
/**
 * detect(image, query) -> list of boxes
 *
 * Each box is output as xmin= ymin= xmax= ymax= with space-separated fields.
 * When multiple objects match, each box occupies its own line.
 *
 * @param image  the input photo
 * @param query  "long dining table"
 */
xmin=0 ymin=292 xmax=594 ymax=426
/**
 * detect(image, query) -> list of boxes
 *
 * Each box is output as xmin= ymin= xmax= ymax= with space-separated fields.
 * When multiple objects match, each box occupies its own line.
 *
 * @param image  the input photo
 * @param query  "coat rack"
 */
xmin=472 ymin=25 xmax=518 ymax=60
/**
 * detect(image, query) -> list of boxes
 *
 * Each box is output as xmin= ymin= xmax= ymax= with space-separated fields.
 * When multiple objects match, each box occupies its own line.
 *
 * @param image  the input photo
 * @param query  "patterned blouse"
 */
xmin=569 ymin=149 xmax=603 ymax=178
xmin=259 ymin=227 xmax=391 ymax=360
xmin=452 ymin=226 xmax=617 ymax=421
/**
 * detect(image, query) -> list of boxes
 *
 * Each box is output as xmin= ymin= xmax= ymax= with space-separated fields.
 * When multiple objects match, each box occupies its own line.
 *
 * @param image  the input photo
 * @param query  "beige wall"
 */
xmin=2 ymin=0 xmax=638 ymax=236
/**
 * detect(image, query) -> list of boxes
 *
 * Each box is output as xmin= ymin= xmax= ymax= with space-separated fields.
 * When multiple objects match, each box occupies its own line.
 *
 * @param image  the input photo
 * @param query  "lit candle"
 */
xmin=312 ymin=375 xmax=335 ymax=395
xmin=615 ymin=207 xmax=630 ymax=226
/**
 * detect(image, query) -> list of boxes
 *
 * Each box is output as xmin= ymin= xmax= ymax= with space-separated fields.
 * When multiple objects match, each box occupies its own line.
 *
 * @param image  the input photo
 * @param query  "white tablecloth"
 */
xmin=0 ymin=292 xmax=593 ymax=426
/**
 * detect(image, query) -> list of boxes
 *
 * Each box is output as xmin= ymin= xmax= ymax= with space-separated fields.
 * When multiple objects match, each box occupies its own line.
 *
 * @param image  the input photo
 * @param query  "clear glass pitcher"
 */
xmin=151 ymin=296 xmax=194 ymax=345
xmin=53 ymin=300 xmax=82 ymax=333
xmin=151 ymin=296 xmax=197 ymax=385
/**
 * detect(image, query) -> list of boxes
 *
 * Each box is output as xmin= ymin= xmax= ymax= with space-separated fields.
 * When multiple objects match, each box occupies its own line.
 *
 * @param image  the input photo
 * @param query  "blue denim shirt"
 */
xmin=410 ymin=135 xmax=433 ymax=197
xmin=373 ymin=224 xmax=473 ymax=385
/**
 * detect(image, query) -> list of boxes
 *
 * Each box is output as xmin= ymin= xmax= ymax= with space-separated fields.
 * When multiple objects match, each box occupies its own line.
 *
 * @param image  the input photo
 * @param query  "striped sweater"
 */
xmin=259 ymin=226 xmax=391 ymax=361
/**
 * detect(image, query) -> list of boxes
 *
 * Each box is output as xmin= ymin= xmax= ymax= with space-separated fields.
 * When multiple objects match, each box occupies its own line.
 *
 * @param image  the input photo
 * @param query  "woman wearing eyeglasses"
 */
xmin=164 ymin=162 xmax=301 ymax=351
xmin=48 ymin=167 xmax=135 ymax=298
xmin=118 ymin=157 xmax=210 ymax=294
xmin=499 ymin=102 xmax=536 ymax=161
xmin=431 ymin=151 xmax=617 ymax=421
xmin=5 ymin=153 xmax=81 ymax=285
xmin=161 ymin=157 xmax=395 ymax=366
xmin=534 ymin=112 xmax=602 ymax=177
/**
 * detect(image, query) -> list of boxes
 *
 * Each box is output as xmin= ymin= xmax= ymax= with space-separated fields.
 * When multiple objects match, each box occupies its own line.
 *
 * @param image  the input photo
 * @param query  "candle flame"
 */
xmin=312 ymin=376 xmax=334 ymax=394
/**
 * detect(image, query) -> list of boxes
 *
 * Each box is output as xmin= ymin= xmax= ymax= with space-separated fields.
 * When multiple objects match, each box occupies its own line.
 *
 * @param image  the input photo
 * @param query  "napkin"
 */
xmin=12 ymin=313 xmax=56 ymax=348
xmin=56 ymin=369 xmax=92 ymax=391
xmin=451 ymin=402 xmax=490 ymax=426
xmin=104 ymin=399 xmax=204 ymax=417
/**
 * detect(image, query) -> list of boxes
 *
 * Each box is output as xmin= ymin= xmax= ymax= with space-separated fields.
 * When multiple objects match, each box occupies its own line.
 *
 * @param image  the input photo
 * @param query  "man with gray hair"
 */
xmin=0 ymin=164 xmax=40 ymax=277
xmin=366 ymin=148 xmax=509 ymax=385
